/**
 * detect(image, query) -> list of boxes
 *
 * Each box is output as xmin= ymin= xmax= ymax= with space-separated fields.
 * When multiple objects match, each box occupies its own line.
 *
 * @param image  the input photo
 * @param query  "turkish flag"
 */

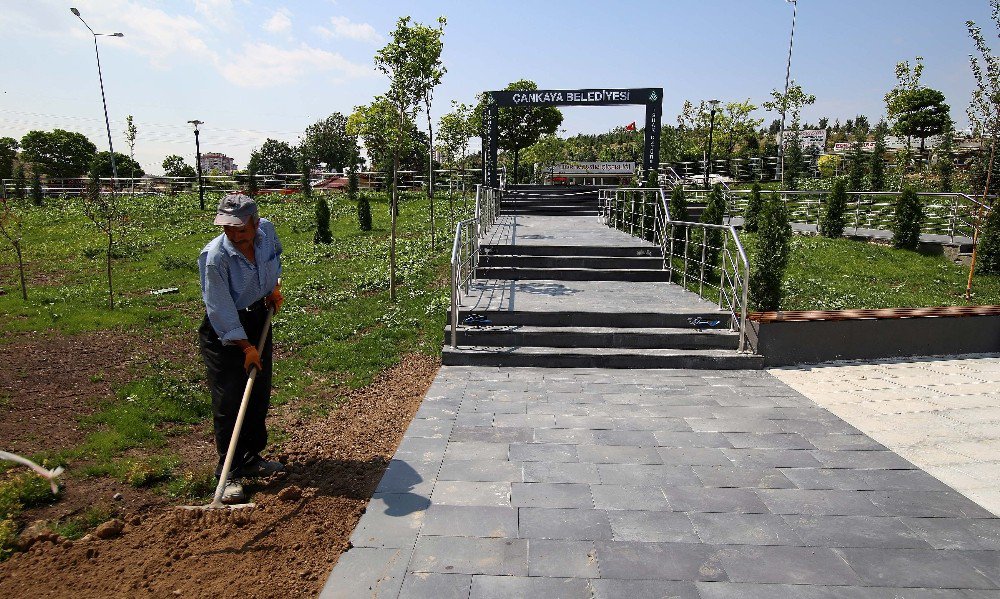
xmin=625 ymin=122 xmax=636 ymax=131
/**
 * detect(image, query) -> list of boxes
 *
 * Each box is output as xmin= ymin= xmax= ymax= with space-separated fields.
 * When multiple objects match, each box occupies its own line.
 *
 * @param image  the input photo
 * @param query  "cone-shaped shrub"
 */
xmin=668 ymin=185 xmax=689 ymax=243
xmin=314 ymin=196 xmax=332 ymax=244
xmin=749 ymin=193 xmax=792 ymax=311
xmin=351 ymin=168 xmax=372 ymax=231
xmin=743 ymin=182 xmax=762 ymax=233
xmin=820 ymin=178 xmax=848 ymax=238
xmin=29 ymin=170 xmax=43 ymax=206
xmin=693 ymin=184 xmax=726 ymax=279
xmin=976 ymin=205 xmax=1000 ymax=274
xmin=892 ymin=187 xmax=923 ymax=250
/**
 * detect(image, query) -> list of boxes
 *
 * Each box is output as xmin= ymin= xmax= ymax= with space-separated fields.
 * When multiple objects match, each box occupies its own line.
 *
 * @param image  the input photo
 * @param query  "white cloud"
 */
xmin=193 ymin=0 xmax=235 ymax=30
xmin=263 ymin=8 xmax=292 ymax=34
xmin=217 ymin=42 xmax=373 ymax=88
xmin=315 ymin=15 xmax=383 ymax=44
xmin=86 ymin=2 xmax=215 ymax=70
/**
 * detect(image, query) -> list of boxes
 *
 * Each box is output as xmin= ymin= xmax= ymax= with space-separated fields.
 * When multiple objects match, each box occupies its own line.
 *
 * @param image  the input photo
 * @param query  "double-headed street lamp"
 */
xmin=704 ymin=99 xmax=721 ymax=189
xmin=70 ymin=7 xmax=123 ymax=183
xmin=188 ymin=120 xmax=205 ymax=210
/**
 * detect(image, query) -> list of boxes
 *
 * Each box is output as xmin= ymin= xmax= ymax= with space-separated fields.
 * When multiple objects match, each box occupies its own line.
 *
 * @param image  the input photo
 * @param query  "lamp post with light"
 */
xmin=70 ymin=7 xmax=123 ymax=183
xmin=704 ymin=99 xmax=721 ymax=189
xmin=188 ymin=120 xmax=205 ymax=210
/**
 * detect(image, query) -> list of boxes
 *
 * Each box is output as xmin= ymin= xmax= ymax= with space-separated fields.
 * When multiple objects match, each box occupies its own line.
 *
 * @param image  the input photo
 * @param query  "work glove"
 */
xmin=242 ymin=345 xmax=263 ymax=374
xmin=265 ymin=283 xmax=284 ymax=314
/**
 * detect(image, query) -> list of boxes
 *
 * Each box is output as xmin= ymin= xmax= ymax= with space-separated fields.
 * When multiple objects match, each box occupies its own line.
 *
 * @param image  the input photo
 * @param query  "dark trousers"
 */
xmin=199 ymin=300 xmax=273 ymax=477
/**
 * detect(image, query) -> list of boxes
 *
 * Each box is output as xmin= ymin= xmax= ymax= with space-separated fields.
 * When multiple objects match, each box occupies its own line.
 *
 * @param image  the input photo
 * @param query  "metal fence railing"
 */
xmin=450 ymin=184 xmax=503 ymax=348
xmin=598 ymin=187 xmax=751 ymax=351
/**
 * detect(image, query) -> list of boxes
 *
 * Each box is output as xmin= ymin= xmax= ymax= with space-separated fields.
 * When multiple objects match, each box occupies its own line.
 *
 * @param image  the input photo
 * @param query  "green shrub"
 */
xmin=29 ymin=170 xmax=43 ymax=206
xmin=692 ymin=184 xmax=726 ymax=278
xmin=892 ymin=187 xmax=923 ymax=250
xmin=743 ymin=183 xmax=763 ymax=233
xmin=820 ymin=178 xmax=848 ymax=238
xmin=12 ymin=164 xmax=25 ymax=200
xmin=749 ymin=193 xmax=792 ymax=311
xmin=314 ymin=197 xmax=332 ymax=244
xmin=353 ymin=170 xmax=372 ymax=231
xmin=976 ymin=204 xmax=1000 ymax=274
xmin=247 ymin=168 xmax=259 ymax=197
xmin=667 ymin=185 xmax=689 ymax=240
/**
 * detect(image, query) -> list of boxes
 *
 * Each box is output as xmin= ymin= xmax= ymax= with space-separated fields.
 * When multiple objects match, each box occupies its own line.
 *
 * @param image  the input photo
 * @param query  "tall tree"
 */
xmin=0 ymin=137 xmax=18 ymax=195
xmin=749 ymin=193 xmax=792 ymax=311
xmin=476 ymin=80 xmax=563 ymax=184
xmin=19 ymin=129 xmax=97 ymax=178
xmin=300 ymin=112 xmax=359 ymax=172
xmin=83 ymin=165 xmax=127 ymax=309
xmin=409 ymin=17 xmax=447 ymax=206
xmin=438 ymin=101 xmax=475 ymax=216
xmin=92 ymin=152 xmax=144 ymax=179
xmin=162 ymin=155 xmax=196 ymax=178
xmin=248 ymin=139 xmax=298 ymax=175
xmin=885 ymin=57 xmax=952 ymax=155
xmin=763 ymin=82 xmax=815 ymax=186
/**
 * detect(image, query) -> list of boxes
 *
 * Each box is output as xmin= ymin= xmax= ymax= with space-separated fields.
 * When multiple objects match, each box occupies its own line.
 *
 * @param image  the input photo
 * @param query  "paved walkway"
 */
xmin=321 ymin=367 xmax=1000 ymax=598
xmin=771 ymin=354 xmax=1000 ymax=516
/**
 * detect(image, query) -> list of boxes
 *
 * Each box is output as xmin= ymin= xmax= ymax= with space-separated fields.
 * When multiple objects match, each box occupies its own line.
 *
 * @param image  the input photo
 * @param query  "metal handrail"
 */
xmin=598 ymin=187 xmax=752 ymax=352
xmin=450 ymin=184 xmax=502 ymax=348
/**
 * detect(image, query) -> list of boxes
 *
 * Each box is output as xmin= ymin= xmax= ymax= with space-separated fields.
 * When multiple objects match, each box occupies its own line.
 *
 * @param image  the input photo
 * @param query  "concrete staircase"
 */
xmin=442 ymin=215 xmax=762 ymax=369
xmin=501 ymin=185 xmax=599 ymax=216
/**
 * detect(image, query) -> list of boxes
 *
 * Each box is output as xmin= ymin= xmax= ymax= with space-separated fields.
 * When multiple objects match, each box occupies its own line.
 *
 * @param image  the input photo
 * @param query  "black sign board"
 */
xmin=484 ymin=87 xmax=663 ymax=187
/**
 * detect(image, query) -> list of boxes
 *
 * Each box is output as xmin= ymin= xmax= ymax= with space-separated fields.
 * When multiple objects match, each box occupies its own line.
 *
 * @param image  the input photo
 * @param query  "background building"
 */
xmin=200 ymin=152 xmax=237 ymax=174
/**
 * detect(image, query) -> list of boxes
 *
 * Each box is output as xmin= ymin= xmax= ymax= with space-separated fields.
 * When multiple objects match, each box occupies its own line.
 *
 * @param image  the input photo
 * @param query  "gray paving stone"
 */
xmin=778 ymin=467 xmax=871 ymax=490
xmin=438 ymin=459 xmax=522 ymax=482
xmin=616 ymin=416 xmax=694 ymax=431
xmin=594 ymin=540 xmax=726 ymax=581
xmin=662 ymin=486 xmax=769 ymax=514
xmin=420 ymin=505 xmax=518 ymax=538
xmin=689 ymin=512 xmax=803 ymax=546
xmin=405 ymin=418 xmax=455 ymax=439
xmin=555 ymin=415 xmax=617 ymax=429
xmin=493 ymin=413 xmax=555 ymax=428
xmin=596 ymin=464 xmax=696 ymax=487
xmin=522 ymin=461 xmax=601 ymax=484
xmin=591 ymin=484 xmax=670 ymax=511
xmin=592 ymin=429 xmax=658 ymax=446
xmin=756 ymin=489 xmax=886 ymax=516
xmin=775 ymin=418 xmax=863 ymax=435
xmin=394 ymin=437 xmax=449 ymax=462
xmin=349 ymin=493 xmax=429 ymax=548
xmin=837 ymin=547 xmax=1000 ymax=589
xmin=724 ymin=433 xmax=817 ymax=450
xmin=693 ymin=466 xmax=795 ymax=489
xmin=533 ymin=427 xmax=596 ymax=444
xmin=449 ymin=426 xmax=532 ymax=443
xmin=409 ymin=536 xmax=527 ymax=576
xmin=608 ymin=510 xmax=700 ymax=543
xmin=695 ymin=582 xmax=974 ymax=598
xmin=399 ymin=572 xmax=471 ymax=599
xmin=454 ymin=412 xmax=494 ymax=427
xmin=443 ymin=441 xmax=509 ymax=461
xmin=854 ymin=469 xmax=956 ymax=492
xmin=782 ymin=514 xmax=932 ymax=549
xmin=900 ymin=517 xmax=1000 ymax=550
xmin=319 ymin=546 xmax=410 ymax=598
xmin=808 ymin=449 xmax=916 ymax=470
xmin=722 ymin=448 xmax=823 ymax=468
xmin=588 ymin=579 xmax=701 ymax=599
xmin=527 ymin=539 xmax=600 ymax=577
xmin=653 ymin=431 xmax=733 ymax=448
xmin=656 ymin=447 xmax=732 ymax=466
xmin=802 ymin=433 xmax=886 ymax=451
xmin=374 ymin=459 xmax=439 ymax=495
xmin=687 ymin=418 xmax=784 ymax=433
xmin=465 ymin=400 xmax=525 ymax=414
xmin=469 ymin=575 xmax=589 ymax=599
xmin=865 ymin=490 xmax=999 ymax=518
xmin=577 ymin=444 xmax=662 ymax=464
xmin=518 ymin=507 xmax=612 ymax=540
xmin=511 ymin=482 xmax=593 ymax=508
xmin=509 ymin=442 xmax=579 ymax=463
xmin=717 ymin=545 xmax=862 ymax=585
xmin=430 ymin=481 xmax=511 ymax=507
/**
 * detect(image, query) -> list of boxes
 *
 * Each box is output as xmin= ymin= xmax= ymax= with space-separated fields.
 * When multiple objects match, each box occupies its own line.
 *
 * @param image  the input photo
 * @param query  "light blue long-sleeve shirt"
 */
xmin=198 ymin=218 xmax=283 ymax=344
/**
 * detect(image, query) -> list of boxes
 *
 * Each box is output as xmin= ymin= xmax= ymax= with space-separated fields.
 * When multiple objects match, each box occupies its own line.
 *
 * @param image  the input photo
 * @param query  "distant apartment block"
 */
xmin=200 ymin=152 xmax=237 ymax=174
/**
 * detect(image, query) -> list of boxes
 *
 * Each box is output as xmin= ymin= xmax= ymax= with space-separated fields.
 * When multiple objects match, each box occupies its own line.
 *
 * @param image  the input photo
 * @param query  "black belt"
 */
xmin=240 ymin=297 xmax=267 ymax=313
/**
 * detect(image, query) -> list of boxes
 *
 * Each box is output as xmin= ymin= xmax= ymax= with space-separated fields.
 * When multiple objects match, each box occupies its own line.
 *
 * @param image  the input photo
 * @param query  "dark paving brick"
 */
xmin=615 ymin=416 xmax=694 ymax=431
xmin=394 ymin=437 xmax=449 ymax=462
xmin=468 ymin=575 xmax=589 ymax=599
xmin=597 ymin=464 xmax=695 ymax=487
xmin=690 ymin=513 xmax=803 ymax=546
xmin=662 ymin=486 xmax=769 ymax=514
xmin=420 ymin=505 xmax=517 ymax=538
xmin=779 ymin=467 xmax=871 ymax=490
xmin=656 ymin=447 xmax=731 ymax=466
xmin=522 ymin=461 xmax=601 ymax=484
xmin=724 ymin=432 xmax=817 ymax=450
xmin=900 ymin=517 xmax=1000 ymax=550
xmin=808 ymin=450 xmax=916 ymax=470
xmin=591 ymin=485 xmax=670 ymax=511
xmin=349 ymin=493 xmax=429 ymax=549
xmin=695 ymin=582 xmax=974 ymax=598
xmin=592 ymin=429 xmax=658 ymax=446
xmin=511 ymin=482 xmax=593 ymax=508
xmin=518 ymin=507 xmax=612 ymax=540
xmin=527 ymin=539 xmax=600 ymax=578
xmin=577 ymin=445 xmax=662 ymax=464
xmin=399 ymin=572 xmax=471 ymax=599
xmin=533 ymin=427 xmax=595 ymax=444
xmin=449 ymin=426 xmax=532 ymax=443
xmin=595 ymin=541 xmax=726 ymax=581
xmin=718 ymin=545 xmax=862 ymax=585
xmin=430 ymin=481 xmax=510 ymax=507
xmin=756 ymin=489 xmax=885 ymax=516
xmin=608 ymin=510 xmax=700 ymax=543
xmin=318 ymin=547 xmax=409 ymax=598
xmin=409 ymin=537 xmax=527 ymax=576
xmin=438 ymin=459 xmax=521 ymax=482
xmin=693 ymin=466 xmax=796 ymax=489
xmin=443 ymin=441 xmax=508 ymax=461
xmin=801 ymin=433 xmax=886 ymax=451
xmin=775 ymin=418 xmax=863 ymax=435
xmin=865 ymin=490 xmax=997 ymax=518
xmin=509 ymin=442 xmax=578 ymax=463
xmin=653 ymin=430 xmax=733 ymax=448
xmin=687 ymin=418 xmax=784 ymax=433
xmin=783 ymin=514 xmax=932 ymax=549
xmin=837 ymin=547 xmax=1000 ymax=589
xmin=722 ymin=448 xmax=823 ymax=468
xmin=454 ymin=412 xmax=493 ymax=427
xmin=405 ymin=418 xmax=455 ymax=439
xmin=588 ymin=579 xmax=701 ymax=599
xmin=374 ymin=459 xmax=439 ymax=495
xmin=494 ymin=413 xmax=555 ymax=428
xmin=854 ymin=469 xmax=957 ymax=493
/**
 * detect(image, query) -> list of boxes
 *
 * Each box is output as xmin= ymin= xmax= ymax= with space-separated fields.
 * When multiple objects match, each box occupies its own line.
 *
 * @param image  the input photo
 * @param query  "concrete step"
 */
xmin=457 ymin=310 xmax=730 ymax=329
xmin=476 ymin=267 xmax=673 ymax=282
xmin=500 ymin=209 xmax=600 ymax=216
xmin=441 ymin=345 xmax=763 ymax=369
xmin=479 ymin=255 xmax=665 ymax=270
xmin=482 ymin=245 xmax=661 ymax=257
xmin=444 ymin=325 xmax=737 ymax=350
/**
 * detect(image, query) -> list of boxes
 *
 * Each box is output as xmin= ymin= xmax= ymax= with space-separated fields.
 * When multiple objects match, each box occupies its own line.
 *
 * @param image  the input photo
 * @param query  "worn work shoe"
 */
xmin=236 ymin=456 xmax=284 ymax=478
xmin=221 ymin=479 xmax=245 ymax=504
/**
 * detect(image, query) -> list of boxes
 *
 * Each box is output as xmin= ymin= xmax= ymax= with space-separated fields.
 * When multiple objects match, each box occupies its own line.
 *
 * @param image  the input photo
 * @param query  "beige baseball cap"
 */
xmin=213 ymin=193 xmax=258 ymax=226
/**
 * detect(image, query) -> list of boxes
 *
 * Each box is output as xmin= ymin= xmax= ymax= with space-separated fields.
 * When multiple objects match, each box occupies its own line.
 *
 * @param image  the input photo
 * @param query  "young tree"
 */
xmin=299 ymin=154 xmax=312 ymax=199
xmin=749 ymin=193 xmax=792 ymax=311
xmin=124 ymin=115 xmax=138 ymax=195
xmin=975 ymin=203 xmax=1000 ymax=274
xmin=743 ymin=182 xmax=763 ymax=233
xmin=847 ymin=133 xmax=867 ymax=191
xmin=246 ymin=166 xmax=259 ymax=197
xmin=0 ymin=196 xmax=28 ymax=300
xmin=475 ymin=80 xmax=563 ymax=184
xmin=314 ymin=196 xmax=332 ymax=244
xmin=885 ymin=57 xmax=952 ymax=156
xmin=12 ymin=164 xmax=25 ymax=200
xmin=300 ymin=112 xmax=360 ymax=172
xmin=0 ymin=137 xmax=18 ymax=197
xmin=409 ymin=16 xmax=447 ymax=246
xmin=869 ymin=121 xmax=889 ymax=192
xmin=668 ymin=185 xmax=689 ymax=243
xmin=783 ymin=132 xmax=803 ymax=191
xmin=892 ymin=187 xmax=924 ymax=250
xmin=29 ymin=169 xmax=43 ymax=205
xmin=935 ymin=128 xmax=955 ymax=192
xmin=83 ymin=165 xmax=127 ymax=309
xmin=698 ymin=183 xmax=726 ymax=277
xmin=162 ymin=155 xmax=196 ymax=178
xmin=821 ymin=178 xmax=848 ymax=238
xmin=438 ymin=101 xmax=474 ymax=221
xmin=762 ymin=82 xmax=816 ymax=187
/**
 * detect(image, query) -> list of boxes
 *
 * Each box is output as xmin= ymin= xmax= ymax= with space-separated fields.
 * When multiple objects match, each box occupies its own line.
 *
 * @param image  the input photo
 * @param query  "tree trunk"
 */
xmin=390 ymin=150 xmax=399 ymax=303
xmin=426 ymin=102 xmax=435 ymax=249
xmin=513 ymin=148 xmax=520 ymax=187
xmin=14 ymin=241 xmax=26 ymax=300
xmin=106 ymin=226 xmax=115 ymax=309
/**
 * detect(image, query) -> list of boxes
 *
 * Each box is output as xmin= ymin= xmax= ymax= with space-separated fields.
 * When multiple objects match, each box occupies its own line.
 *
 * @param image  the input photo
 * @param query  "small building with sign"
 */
xmin=540 ymin=161 xmax=635 ymax=186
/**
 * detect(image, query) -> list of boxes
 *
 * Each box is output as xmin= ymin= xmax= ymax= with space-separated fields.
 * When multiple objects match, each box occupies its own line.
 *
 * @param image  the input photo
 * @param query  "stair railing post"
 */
xmin=699 ymin=228 xmax=707 ymax=297
xmin=683 ymin=225 xmax=690 ymax=289
xmin=719 ymin=240 xmax=728 ymax=309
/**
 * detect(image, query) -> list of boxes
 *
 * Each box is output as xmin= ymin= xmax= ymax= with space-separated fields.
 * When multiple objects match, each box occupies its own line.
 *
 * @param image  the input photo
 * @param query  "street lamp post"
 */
xmin=188 ymin=120 xmax=205 ymax=210
xmin=778 ymin=0 xmax=798 ymax=188
xmin=70 ymin=8 xmax=123 ymax=185
xmin=704 ymin=99 xmax=721 ymax=190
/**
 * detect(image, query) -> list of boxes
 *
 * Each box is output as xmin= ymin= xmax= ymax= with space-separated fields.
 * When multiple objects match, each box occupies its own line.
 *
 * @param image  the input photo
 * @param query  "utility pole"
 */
xmin=188 ymin=120 xmax=205 ymax=210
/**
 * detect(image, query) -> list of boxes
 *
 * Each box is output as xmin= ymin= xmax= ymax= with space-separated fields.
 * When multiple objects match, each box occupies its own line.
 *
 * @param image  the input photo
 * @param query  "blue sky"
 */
xmin=1 ymin=1 xmax=995 ymax=174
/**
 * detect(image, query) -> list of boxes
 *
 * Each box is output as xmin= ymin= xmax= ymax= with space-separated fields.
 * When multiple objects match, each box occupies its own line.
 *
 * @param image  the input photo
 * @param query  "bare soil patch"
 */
xmin=0 ymin=352 xmax=439 ymax=598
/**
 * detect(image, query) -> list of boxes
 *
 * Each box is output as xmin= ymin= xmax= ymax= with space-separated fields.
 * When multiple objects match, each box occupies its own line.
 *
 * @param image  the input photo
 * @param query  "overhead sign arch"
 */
xmin=483 ymin=87 xmax=663 ymax=187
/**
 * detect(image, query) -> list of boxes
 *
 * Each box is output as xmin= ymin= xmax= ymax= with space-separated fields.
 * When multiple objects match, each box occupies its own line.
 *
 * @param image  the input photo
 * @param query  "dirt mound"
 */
xmin=0 ymin=353 xmax=439 ymax=598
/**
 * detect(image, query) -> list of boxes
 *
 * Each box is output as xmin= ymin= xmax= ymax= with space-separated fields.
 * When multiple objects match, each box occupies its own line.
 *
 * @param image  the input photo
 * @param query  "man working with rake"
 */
xmin=199 ymin=193 xmax=285 ymax=503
